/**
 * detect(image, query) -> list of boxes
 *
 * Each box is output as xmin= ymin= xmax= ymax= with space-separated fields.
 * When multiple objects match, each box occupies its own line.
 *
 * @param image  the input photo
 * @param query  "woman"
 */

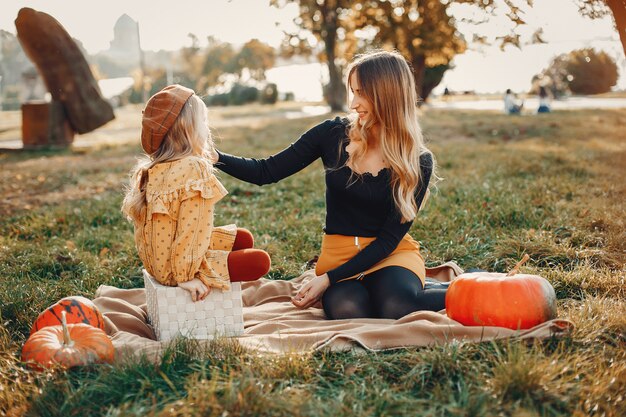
xmin=212 ymin=50 xmax=446 ymax=319
xmin=537 ymin=86 xmax=551 ymax=113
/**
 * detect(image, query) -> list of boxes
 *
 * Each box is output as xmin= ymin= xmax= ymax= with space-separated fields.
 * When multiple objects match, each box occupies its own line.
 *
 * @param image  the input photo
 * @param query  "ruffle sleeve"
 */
xmin=180 ymin=175 xmax=228 ymax=203
xmin=145 ymin=157 xmax=228 ymax=219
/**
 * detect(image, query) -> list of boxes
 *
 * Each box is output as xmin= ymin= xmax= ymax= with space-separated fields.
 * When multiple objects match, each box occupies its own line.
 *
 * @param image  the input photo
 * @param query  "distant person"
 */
xmin=122 ymin=85 xmax=270 ymax=302
xmin=442 ymin=86 xmax=451 ymax=102
xmin=537 ymin=86 xmax=551 ymax=113
xmin=504 ymin=88 xmax=524 ymax=114
xmin=211 ymin=51 xmax=447 ymax=320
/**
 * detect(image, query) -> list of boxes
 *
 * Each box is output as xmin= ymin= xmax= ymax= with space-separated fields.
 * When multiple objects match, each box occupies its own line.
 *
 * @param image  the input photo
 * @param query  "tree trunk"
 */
xmin=422 ymin=64 xmax=450 ymax=102
xmin=322 ymin=6 xmax=346 ymax=112
xmin=15 ymin=8 xmax=114 ymax=134
xmin=411 ymin=55 xmax=427 ymax=104
xmin=324 ymin=42 xmax=346 ymax=111
xmin=607 ymin=0 xmax=626 ymax=58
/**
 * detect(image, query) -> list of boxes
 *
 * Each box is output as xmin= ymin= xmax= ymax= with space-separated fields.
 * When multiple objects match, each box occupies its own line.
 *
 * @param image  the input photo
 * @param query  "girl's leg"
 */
xmin=363 ymin=266 xmax=447 ymax=319
xmin=233 ymin=228 xmax=254 ymax=250
xmin=227 ymin=249 xmax=271 ymax=282
xmin=322 ymin=280 xmax=374 ymax=319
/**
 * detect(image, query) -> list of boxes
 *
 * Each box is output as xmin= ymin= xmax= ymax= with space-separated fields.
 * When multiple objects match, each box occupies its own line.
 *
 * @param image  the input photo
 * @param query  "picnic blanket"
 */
xmin=93 ymin=262 xmax=574 ymax=362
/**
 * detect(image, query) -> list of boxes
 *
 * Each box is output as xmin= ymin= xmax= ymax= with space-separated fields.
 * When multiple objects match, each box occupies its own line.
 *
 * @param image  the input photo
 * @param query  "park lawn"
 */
xmin=0 ymin=107 xmax=624 ymax=416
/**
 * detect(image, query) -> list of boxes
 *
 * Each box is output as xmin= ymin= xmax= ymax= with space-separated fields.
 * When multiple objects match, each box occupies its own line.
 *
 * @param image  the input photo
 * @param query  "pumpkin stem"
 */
xmin=507 ymin=254 xmax=530 ymax=276
xmin=61 ymin=310 xmax=73 ymax=347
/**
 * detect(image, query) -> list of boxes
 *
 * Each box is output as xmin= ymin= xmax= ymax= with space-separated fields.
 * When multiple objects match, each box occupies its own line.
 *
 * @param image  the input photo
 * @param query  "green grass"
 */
xmin=0 ymin=107 xmax=624 ymax=416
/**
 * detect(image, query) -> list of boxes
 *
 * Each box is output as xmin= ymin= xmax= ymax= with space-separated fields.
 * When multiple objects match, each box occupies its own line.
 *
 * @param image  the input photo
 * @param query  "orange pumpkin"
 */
xmin=445 ymin=255 xmax=557 ymax=330
xmin=30 ymin=296 xmax=105 ymax=335
xmin=22 ymin=311 xmax=114 ymax=369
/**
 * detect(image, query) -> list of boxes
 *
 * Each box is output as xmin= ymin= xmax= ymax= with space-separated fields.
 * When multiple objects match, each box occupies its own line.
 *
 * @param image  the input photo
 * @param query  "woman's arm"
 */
xmin=326 ymin=153 xmax=433 ymax=284
xmin=215 ymin=118 xmax=341 ymax=185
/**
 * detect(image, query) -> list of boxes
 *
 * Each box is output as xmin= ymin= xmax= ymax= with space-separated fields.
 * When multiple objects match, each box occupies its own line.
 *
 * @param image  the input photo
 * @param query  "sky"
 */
xmin=1 ymin=0 xmax=624 ymax=97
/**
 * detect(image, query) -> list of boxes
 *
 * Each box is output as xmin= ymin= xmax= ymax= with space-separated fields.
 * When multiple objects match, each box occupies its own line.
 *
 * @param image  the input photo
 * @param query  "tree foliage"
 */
xmin=236 ymin=39 xmax=276 ymax=81
xmin=179 ymin=36 xmax=276 ymax=94
xmin=124 ymin=36 xmax=276 ymax=103
xmin=534 ymin=48 xmax=618 ymax=96
xmin=270 ymin=0 xmax=355 ymax=111
xmin=198 ymin=36 xmax=238 ymax=92
xmin=575 ymin=0 xmax=626 ymax=57
xmin=565 ymin=48 xmax=619 ymax=94
xmin=350 ymin=0 xmax=468 ymax=101
xmin=273 ymin=0 xmax=540 ymax=105
xmin=0 ymin=30 xmax=33 ymax=87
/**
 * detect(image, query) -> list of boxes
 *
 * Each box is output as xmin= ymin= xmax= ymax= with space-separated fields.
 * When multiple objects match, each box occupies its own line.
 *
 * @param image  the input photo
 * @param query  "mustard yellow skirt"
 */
xmin=314 ymin=233 xmax=426 ymax=287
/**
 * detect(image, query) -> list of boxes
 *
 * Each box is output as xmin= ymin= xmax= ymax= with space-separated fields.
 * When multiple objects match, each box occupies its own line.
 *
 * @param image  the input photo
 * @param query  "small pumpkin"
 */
xmin=22 ymin=311 xmax=115 ymax=369
xmin=445 ymin=255 xmax=557 ymax=330
xmin=30 ymin=296 xmax=105 ymax=335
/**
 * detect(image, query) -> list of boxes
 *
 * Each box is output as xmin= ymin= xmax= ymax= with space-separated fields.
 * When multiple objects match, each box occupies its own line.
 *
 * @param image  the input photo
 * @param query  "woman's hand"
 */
xmin=178 ymin=278 xmax=211 ymax=302
xmin=292 ymin=273 xmax=330 ymax=309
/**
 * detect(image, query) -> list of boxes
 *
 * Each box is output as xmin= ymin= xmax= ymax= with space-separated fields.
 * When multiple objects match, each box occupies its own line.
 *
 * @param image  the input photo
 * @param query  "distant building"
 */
xmin=92 ymin=14 xmax=141 ymax=77
xmin=91 ymin=14 xmax=184 ymax=93
xmin=107 ymin=14 xmax=140 ymax=63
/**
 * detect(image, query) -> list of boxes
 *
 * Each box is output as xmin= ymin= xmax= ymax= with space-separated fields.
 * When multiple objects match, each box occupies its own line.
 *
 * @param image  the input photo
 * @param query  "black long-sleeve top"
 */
xmin=216 ymin=117 xmax=433 ymax=284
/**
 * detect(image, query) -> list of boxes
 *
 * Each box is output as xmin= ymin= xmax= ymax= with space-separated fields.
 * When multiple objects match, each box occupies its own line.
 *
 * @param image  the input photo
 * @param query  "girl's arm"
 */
xmin=216 ymin=118 xmax=341 ymax=185
xmin=326 ymin=154 xmax=433 ymax=284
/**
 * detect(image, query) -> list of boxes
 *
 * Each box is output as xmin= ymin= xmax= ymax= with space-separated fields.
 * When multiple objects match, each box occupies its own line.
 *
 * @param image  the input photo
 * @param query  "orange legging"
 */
xmin=227 ymin=228 xmax=271 ymax=282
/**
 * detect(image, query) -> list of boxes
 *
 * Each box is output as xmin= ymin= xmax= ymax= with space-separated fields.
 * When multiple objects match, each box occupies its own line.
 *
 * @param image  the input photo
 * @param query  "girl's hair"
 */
xmin=122 ymin=94 xmax=213 ymax=222
xmin=345 ymin=50 xmax=436 ymax=222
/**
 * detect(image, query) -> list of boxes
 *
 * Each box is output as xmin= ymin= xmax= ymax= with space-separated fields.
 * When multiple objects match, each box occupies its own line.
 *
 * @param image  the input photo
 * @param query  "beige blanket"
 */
xmin=93 ymin=263 xmax=574 ymax=362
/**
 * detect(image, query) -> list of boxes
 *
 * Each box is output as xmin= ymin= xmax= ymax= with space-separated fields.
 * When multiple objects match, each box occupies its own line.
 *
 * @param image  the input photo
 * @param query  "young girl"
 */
xmin=122 ymin=84 xmax=270 ymax=302
xmin=212 ymin=51 xmax=446 ymax=319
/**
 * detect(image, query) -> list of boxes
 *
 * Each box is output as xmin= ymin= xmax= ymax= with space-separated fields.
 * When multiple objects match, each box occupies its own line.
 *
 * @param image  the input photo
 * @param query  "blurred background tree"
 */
xmin=272 ymin=0 xmax=543 ymax=105
xmin=179 ymin=33 xmax=205 ymax=89
xmin=349 ymin=0 xmax=468 ymax=102
xmin=133 ymin=35 xmax=277 ymax=105
xmin=270 ymin=0 xmax=355 ymax=111
xmin=532 ymin=48 xmax=618 ymax=96
xmin=235 ymin=39 xmax=276 ymax=81
xmin=198 ymin=36 xmax=238 ymax=92
xmin=0 ymin=30 xmax=30 ymax=109
xmin=531 ymin=54 xmax=571 ymax=98
xmin=564 ymin=48 xmax=618 ymax=94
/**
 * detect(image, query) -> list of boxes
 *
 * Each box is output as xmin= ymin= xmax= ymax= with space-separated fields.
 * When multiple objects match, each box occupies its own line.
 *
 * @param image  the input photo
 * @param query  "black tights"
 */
xmin=322 ymin=266 xmax=447 ymax=320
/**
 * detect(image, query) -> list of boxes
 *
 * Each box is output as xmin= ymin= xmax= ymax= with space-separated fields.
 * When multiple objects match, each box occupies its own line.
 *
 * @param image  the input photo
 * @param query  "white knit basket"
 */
xmin=143 ymin=270 xmax=244 ymax=341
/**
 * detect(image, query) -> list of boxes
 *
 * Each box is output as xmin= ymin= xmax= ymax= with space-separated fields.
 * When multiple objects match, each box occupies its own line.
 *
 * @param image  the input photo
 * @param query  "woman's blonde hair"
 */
xmin=346 ymin=50 xmax=436 ymax=222
xmin=122 ymin=94 xmax=213 ymax=223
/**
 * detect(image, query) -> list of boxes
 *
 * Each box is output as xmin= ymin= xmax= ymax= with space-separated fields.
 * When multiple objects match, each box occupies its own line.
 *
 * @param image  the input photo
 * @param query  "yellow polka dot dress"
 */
xmin=132 ymin=156 xmax=236 ymax=290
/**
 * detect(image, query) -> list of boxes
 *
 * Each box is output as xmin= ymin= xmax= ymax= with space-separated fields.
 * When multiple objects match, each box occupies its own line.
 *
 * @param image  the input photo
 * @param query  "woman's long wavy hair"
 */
xmin=345 ymin=50 xmax=436 ymax=223
xmin=121 ymin=94 xmax=213 ymax=223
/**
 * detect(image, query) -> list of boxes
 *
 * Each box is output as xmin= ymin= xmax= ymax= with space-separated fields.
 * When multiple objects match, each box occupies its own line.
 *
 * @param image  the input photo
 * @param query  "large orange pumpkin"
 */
xmin=445 ymin=255 xmax=557 ymax=330
xmin=22 ymin=311 xmax=114 ymax=369
xmin=30 ymin=296 xmax=105 ymax=335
